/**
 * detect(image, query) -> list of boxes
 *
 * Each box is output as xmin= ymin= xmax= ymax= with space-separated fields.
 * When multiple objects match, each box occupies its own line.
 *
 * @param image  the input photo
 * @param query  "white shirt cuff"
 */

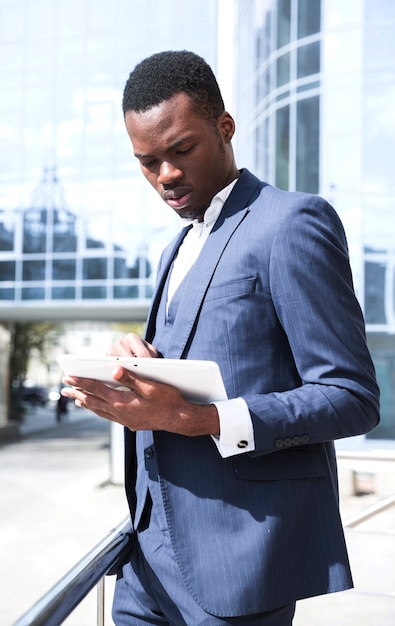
xmin=210 ymin=397 xmax=255 ymax=458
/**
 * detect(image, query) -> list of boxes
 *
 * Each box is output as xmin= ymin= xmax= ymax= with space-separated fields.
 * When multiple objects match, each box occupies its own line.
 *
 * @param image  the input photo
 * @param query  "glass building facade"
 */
xmin=0 ymin=0 xmax=218 ymax=320
xmin=230 ymin=0 xmax=395 ymax=440
xmin=0 ymin=165 xmax=153 ymax=305
xmin=1 ymin=0 xmax=394 ymax=440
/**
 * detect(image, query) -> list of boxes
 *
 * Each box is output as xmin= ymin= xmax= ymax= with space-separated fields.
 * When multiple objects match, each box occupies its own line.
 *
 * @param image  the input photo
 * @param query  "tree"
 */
xmin=5 ymin=321 xmax=62 ymax=421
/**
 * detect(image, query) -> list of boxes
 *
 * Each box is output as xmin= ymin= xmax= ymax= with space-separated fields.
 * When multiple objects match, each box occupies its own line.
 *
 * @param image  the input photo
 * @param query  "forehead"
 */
xmin=124 ymin=93 xmax=212 ymax=150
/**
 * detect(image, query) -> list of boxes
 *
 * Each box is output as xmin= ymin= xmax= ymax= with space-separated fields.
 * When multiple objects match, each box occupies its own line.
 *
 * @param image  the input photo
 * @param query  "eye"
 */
xmin=176 ymin=146 xmax=194 ymax=156
xmin=141 ymin=159 xmax=157 ymax=168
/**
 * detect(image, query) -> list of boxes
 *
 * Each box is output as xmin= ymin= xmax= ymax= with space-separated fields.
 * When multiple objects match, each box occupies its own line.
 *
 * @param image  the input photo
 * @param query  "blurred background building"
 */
xmin=228 ymin=0 xmax=395 ymax=443
xmin=0 ymin=0 xmax=219 ymax=322
xmin=0 ymin=0 xmax=394 ymax=442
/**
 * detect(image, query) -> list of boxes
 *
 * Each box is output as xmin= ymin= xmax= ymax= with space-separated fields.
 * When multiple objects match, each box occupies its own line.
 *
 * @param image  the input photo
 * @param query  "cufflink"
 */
xmin=237 ymin=440 xmax=248 ymax=449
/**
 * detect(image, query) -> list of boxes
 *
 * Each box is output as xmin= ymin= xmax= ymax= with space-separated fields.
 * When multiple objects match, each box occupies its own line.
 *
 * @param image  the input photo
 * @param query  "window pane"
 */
xmin=296 ymin=96 xmax=320 ymax=193
xmin=364 ymin=261 xmax=386 ymax=324
xmin=22 ymin=287 xmax=45 ymax=300
xmin=86 ymin=237 xmax=105 ymax=249
xmin=0 ymin=288 xmax=14 ymax=300
xmin=277 ymin=0 xmax=291 ymax=48
xmin=23 ymin=209 xmax=47 ymax=253
xmin=298 ymin=0 xmax=321 ymax=38
xmin=53 ymin=210 xmax=77 ymax=252
xmin=52 ymin=287 xmax=75 ymax=299
xmin=127 ymin=255 xmax=152 ymax=279
xmin=53 ymin=259 xmax=76 ymax=280
xmin=256 ymin=67 xmax=271 ymax=101
xmin=275 ymin=105 xmax=289 ymax=190
xmin=367 ymin=333 xmax=395 ymax=439
xmin=297 ymin=41 xmax=320 ymax=79
xmin=0 ymin=260 xmax=15 ymax=280
xmin=114 ymin=285 xmax=138 ymax=299
xmin=114 ymin=257 xmax=128 ymax=279
xmin=82 ymin=286 xmax=106 ymax=299
xmin=276 ymin=52 xmax=290 ymax=87
xmin=255 ymin=118 xmax=270 ymax=180
xmin=83 ymin=258 xmax=107 ymax=279
xmin=22 ymin=260 xmax=45 ymax=280
xmin=256 ymin=11 xmax=271 ymax=67
xmin=23 ymin=231 xmax=46 ymax=254
xmin=0 ymin=223 xmax=14 ymax=250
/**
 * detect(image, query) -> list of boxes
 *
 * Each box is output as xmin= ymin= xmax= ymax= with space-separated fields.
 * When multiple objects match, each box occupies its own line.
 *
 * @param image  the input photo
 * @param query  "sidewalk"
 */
xmin=18 ymin=400 xmax=91 ymax=435
xmin=1 ymin=407 xmax=394 ymax=625
xmin=0 ymin=404 xmax=128 ymax=625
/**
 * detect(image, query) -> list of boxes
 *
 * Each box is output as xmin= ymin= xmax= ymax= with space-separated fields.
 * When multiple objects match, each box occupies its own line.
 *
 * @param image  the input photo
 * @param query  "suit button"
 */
xmin=301 ymin=435 xmax=310 ymax=444
xmin=284 ymin=437 xmax=293 ymax=447
xmin=274 ymin=439 xmax=284 ymax=449
xmin=292 ymin=436 xmax=301 ymax=446
xmin=237 ymin=440 xmax=248 ymax=449
xmin=144 ymin=447 xmax=154 ymax=459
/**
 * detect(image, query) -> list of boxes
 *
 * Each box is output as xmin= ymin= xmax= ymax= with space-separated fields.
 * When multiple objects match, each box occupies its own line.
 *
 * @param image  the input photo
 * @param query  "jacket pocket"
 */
xmin=204 ymin=277 xmax=256 ymax=302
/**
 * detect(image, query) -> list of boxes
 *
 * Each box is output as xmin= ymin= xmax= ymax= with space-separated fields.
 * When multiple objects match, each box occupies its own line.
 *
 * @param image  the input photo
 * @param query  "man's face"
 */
xmin=124 ymin=93 xmax=238 ymax=221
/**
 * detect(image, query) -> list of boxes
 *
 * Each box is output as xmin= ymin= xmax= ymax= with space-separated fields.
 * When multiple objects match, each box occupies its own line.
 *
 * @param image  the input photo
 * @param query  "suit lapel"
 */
xmin=150 ymin=169 xmax=264 ymax=358
xmin=145 ymin=225 xmax=192 ymax=343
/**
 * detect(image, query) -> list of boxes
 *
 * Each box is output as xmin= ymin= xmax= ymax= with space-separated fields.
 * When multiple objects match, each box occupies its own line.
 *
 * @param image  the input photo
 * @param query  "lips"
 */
xmin=162 ymin=187 xmax=191 ymax=209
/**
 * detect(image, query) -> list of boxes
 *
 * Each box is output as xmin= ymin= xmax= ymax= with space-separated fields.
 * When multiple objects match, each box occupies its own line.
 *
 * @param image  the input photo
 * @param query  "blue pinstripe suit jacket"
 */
xmin=124 ymin=168 xmax=380 ymax=616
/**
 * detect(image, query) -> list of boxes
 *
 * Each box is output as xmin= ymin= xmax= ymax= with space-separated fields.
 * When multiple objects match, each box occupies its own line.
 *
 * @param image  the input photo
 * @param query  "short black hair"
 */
xmin=122 ymin=50 xmax=225 ymax=121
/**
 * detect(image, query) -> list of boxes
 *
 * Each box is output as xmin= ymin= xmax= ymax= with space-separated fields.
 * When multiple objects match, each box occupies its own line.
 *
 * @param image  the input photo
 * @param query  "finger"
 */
xmin=106 ymin=333 xmax=150 ymax=358
xmin=62 ymin=375 xmax=117 ymax=401
xmin=66 ymin=382 xmax=137 ymax=416
xmin=74 ymin=395 xmax=127 ymax=425
xmin=106 ymin=334 xmax=160 ymax=358
xmin=112 ymin=368 xmax=179 ymax=404
xmin=61 ymin=385 xmax=92 ymax=404
xmin=111 ymin=367 xmax=151 ymax=395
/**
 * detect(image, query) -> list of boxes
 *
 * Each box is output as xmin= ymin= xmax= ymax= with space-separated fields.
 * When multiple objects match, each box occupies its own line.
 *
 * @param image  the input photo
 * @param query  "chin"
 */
xmin=179 ymin=207 xmax=206 ymax=221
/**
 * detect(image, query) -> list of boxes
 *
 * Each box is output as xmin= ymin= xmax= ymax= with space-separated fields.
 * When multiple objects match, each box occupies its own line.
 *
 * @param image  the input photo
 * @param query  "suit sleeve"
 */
xmin=244 ymin=194 xmax=380 ymax=455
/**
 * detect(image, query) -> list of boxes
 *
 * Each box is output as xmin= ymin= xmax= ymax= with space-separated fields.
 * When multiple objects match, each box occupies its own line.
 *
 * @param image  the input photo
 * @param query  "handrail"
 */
xmin=338 ymin=451 xmax=395 ymax=527
xmin=336 ymin=450 xmax=395 ymax=462
xmin=13 ymin=516 xmax=133 ymax=626
xmin=344 ymin=492 xmax=395 ymax=528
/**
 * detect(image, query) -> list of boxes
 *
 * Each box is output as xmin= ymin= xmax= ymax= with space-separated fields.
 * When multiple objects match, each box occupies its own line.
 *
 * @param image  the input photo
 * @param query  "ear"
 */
xmin=217 ymin=111 xmax=236 ymax=143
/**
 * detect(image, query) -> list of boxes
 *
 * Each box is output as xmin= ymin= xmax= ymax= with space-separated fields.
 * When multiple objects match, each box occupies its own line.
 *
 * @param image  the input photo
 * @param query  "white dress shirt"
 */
xmin=167 ymin=179 xmax=255 ymax=458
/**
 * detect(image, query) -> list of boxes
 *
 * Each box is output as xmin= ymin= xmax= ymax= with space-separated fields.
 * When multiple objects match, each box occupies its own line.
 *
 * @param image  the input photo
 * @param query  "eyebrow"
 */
xmin=134 ymin=135 xmax=193 ymax=159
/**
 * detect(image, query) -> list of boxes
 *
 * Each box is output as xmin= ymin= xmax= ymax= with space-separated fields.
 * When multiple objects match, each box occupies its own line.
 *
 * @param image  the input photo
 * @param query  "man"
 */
xmin=62 ymin=51 xmax=380 ymax=625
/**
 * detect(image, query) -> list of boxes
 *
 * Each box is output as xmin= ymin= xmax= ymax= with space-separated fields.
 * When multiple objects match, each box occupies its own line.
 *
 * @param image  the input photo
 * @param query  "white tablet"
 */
xmin=56 ymin=354 xmax=228 ymax=404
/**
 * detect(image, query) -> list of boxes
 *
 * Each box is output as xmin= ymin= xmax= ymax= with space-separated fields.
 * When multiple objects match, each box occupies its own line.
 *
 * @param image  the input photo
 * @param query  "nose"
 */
xmin=157 ymin=161 xmax=183 ymax=186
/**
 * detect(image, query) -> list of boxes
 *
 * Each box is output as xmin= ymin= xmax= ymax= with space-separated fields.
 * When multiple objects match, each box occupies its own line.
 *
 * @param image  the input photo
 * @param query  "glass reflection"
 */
xmin=277 ymin=0 xmax=291 ymax=48
xmin=298 ymin=0 xmax=321 ymax=38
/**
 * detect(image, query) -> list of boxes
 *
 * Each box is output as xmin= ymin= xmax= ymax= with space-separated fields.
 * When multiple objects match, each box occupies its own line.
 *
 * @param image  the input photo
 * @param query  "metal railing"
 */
xmin=344 ymin=491 xmax=395 ymax=528
xmin=13 ymin=516 xmax=133 ymax=626
xmin=338 ymin=450 xmax=395 ymax=527
xmin=343 ymin=493 xmax=395 ymax=528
